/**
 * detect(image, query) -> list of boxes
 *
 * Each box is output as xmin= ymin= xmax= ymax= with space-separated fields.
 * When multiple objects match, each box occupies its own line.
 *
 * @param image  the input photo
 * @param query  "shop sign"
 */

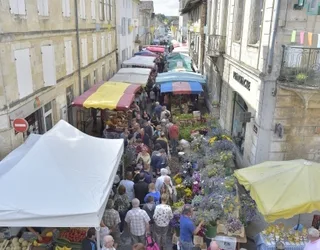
xmin=233 ymin=72 xmax=251 ymax=91
xmin=13 ymin=118 xmax=29 ymax=133
xmin=9 ymin=90 xmax=53 ymax=120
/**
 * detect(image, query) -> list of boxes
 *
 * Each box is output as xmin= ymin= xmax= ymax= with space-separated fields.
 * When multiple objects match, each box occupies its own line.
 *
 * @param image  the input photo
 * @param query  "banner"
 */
xmin=290 ymin=29 xmax=320 ymax=47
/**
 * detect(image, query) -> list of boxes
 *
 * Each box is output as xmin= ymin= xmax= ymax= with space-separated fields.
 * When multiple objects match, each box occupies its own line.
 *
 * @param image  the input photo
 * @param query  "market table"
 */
xmin=254 ymin=233 xmax=305 ymax=250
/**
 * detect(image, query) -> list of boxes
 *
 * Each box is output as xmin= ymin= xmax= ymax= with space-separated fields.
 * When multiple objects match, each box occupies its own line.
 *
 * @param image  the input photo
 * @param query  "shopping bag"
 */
xmin=146 ymin=234 xmax=160 ymax=250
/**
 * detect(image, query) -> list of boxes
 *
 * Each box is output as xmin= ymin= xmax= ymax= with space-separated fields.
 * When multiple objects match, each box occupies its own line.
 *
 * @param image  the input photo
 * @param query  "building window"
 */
xmin=43 ymin=101 xmax=53 ymax=132
xmin=92 ymin=35 xmax=98 ymax=61
xmin=128 ymin=18 xmax=132 ymax=34
xmin=9 ymin=0 xmax=26 ymax=15
xmin=79 ymin=0 xmax=86 ymax=19
xmin=91 ymin=0 xmax=96 ymax=19
xmin=62 ymin=0 xmax=71 ymax=17
xmin=121 ymin=49 xmax=126 ymax=63
xmin=107 ymin=0 xmax=112 ymax=20
xmin=37 ymin=0 xmax=49 ymax=16
xmin=41 ymin=45 xmax=57 ymax=86
xmin=66 ymin=85 xmax=74 ymax=125
xmin=248 ymin=0 xmax=263 ymax=45
xmin=101 ymin=33 xmax=106 ymax=56
xmin=81 ymin=38 xmax=88 ymax=66
xmin=14 ymin=48 xmax=33 ymax=99
xmin=83 ymin=75 xmax=90 ymax=92
xmin=99 ymin=0 xmax=105 ymax=20
xmin=64 ymin=40 xmax=73 ymax=75
xmin=102 ymin=64 xmax=106 ymax=80
xmin=231 ymin=93 xmax=248 ymax=155
xmin=121 ymin=17 xmax=126 ymax=36
xmin=104 ymin=0 xmax=109 ymax=21
xmin=93 ymin=69 xmax=97 ymax=84
xmin=234 ymin=0 xmax=245 ymax=42
xmin=109 ymin=0 xmax=113 ymax=21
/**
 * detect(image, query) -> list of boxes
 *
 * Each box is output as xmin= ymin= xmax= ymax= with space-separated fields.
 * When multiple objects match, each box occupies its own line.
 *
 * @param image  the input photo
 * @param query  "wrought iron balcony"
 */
xmin=278 ymin=46 xmax=320 ymax=88
xmin=206 ymin=35 xmax=226 ymax=56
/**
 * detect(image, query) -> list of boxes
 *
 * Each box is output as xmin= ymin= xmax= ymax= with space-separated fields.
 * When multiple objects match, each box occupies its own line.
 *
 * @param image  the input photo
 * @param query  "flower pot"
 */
xmin=205 ymin=225 xmax=217 ymax=238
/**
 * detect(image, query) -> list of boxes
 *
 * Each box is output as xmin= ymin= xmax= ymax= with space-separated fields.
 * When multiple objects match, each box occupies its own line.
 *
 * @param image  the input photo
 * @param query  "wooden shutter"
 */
xmin=101 ymin=34 xmax=105 ymax=56
xmin=41 ymin=45 xmax=57 ymax=86
xmin=81 ymin=38 xmax=88 ymax=66
xmin=91 ymin=0 xmax=96 ymax=19
xmin=92 ymin=35 xmax=97 ymax=60
xmin=17 ymin=0 xmax=26 ymax=15
xmin=9 ymin=0 xmax=19 ymax=14
xmin=64 ymin=41 xmax=73 ymax=75
xmin=14 ymin=48 xmax=33 ymax=98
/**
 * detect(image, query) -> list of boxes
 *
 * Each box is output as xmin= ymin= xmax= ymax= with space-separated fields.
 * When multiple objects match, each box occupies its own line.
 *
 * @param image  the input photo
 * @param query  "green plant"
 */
xmin=296 ymin=73 xmax=307 ymax=82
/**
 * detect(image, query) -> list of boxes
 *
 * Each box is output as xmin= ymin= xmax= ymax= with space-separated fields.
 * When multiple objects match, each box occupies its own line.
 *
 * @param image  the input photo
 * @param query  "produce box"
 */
xmin=193 ymin=236 xmax=204 ymax=246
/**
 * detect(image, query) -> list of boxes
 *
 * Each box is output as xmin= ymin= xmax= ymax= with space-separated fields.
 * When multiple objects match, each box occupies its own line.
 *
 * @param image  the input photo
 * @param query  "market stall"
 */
xmin=72 ymin=82 xmax=141 ymax=133
xmin=109 ymin=74 xmax=150 ymax=87
xmin=160 ymin=81 xmax=203 ymax=95
xmin=234 ymin=159 xmax=320 ymax=250
xmin=0 ymin=120 xmax=124 ymax=227
xmin=166 ymin=53 xmax=193 ymax=72
xmin=156 ymin=71 xmax=206 ymax=84
xmin=116 ymin=68 xmax=151 ymax=75
xmin=168 ymin=120 xmax=251 ymax=249
xmin=121 ymin=55 xmax=156 ymax=69
xmin=146 ymin=46 xmax=165 ymax=54
xmin=134 ymin=50 xmax=158 ymax=57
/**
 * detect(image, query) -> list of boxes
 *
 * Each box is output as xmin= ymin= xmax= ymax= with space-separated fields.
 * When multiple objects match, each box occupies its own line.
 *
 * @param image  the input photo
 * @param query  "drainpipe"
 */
xmin=200 ymin=0 xmax=207 ymax=74
xmin=74 ymin=0 xmax=82 ymax=94
xmin=267 ymin=0 xmax=280 ymax=74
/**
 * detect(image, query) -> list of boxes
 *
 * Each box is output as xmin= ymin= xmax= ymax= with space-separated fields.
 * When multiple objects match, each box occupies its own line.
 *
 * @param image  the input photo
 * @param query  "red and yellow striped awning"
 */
xmin=72 ymin=82 xmax=141 ymax=110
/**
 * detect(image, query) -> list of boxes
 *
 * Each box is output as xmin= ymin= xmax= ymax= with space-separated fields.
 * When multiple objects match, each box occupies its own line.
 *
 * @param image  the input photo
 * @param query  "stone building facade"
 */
xmin=204 ymin=0 xmax=320 ymax=166
xmin=138 ymin=1 xmax=154 ymax=45
xmin=0 ymin=0 xmax=117 ymax=159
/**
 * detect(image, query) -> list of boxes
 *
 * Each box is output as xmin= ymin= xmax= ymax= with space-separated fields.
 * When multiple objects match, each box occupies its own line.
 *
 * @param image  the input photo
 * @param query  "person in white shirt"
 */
xmin=119 ymin=172 xmax=135 ymax=201
xmin=304 ymin=227 xmax=320 ymax=250
xmin=125 ymin=198 xmax=150 ymax=244
xmin=153 ymin=194 xmax=173 ymax=249
xmin=155 ymin=168 xmax=173 ymax=192
xmin=102 ymin=235 xmax=115 ymax=250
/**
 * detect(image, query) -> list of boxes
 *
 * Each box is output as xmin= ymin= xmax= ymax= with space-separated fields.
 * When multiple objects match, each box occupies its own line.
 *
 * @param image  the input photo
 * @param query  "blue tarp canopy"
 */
xmin=160 ymin=81 xmax=203 ymax=95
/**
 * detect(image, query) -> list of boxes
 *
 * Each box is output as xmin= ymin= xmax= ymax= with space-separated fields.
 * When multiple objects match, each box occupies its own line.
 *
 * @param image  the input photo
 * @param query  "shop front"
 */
xmin=223 ymin=64 xmax=262 ymax=167
xmin=9 ymin=91 xmax=55 ymax=138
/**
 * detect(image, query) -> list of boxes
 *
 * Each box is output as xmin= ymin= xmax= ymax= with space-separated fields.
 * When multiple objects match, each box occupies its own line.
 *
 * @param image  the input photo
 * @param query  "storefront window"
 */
xmin=231 ymin=93 xmax=248 ymax=155
xmin=43 ymin=101 xmax=53 ymax=131
xmin=25 ymin=109 xmax=44 ymax=136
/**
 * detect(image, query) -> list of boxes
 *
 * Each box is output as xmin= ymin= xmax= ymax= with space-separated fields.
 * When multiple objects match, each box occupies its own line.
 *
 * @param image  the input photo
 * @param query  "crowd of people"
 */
xmin=79 ymin=96 xmax=224 ymax=250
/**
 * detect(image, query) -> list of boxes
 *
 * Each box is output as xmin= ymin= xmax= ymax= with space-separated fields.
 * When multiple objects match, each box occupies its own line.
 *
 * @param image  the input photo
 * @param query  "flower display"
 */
xmin=169 ymin=213 xmax=181 ymax=229
xmin=225 ymin=216 xmax=242 ymax=234
xmin=173 ymin=174 xmax=183 ymax=185
xmin=184 ymin=188 xmax=193 ymax=197
xmin=239 ymin=193 xmax=258 ymax=225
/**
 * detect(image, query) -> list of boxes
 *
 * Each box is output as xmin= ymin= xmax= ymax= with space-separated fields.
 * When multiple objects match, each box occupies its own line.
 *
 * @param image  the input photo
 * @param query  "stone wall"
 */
xmin=270 ymin=87 xmax=320 ymax=162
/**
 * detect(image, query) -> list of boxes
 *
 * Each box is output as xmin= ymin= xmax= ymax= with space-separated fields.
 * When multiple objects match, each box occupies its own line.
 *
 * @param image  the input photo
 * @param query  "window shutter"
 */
xmin=43 ymin=0 xmax=49 ymax=16
xmin=81 ymin=38 xmax=88 ymax=66
xmin=80 ymin=0 xmax=86 ymax=19
xmin=92 ymin=35 xmax=97 ymax=60
xmin=9 ymin=0 xmax=19 ymax=14
xmin=65 ymin=41 xmax=73 ymax=75
xmin=104 ymin=0 xmax=107 ymax=21
xmin=41 ymin=45 xmax=57 ymax=86
xmin=307 ymin=0 xmax=320 ymax=15
xmin=17 ymin=0 xmax=26 ymax=15
xmin=37 ymin=0 xmax=43 ymax=15
xmin=91 ymin=0 xmax=96 ymax=19
xmin=108 ymin=33 xmax=112 ymax=52
xmin=14 ymin=48 xmax=33 ymax=98
xmin=66 ymin=0 xmax=71 ymax=16
xmin=101 ymin=34 xmax=105 ymax=56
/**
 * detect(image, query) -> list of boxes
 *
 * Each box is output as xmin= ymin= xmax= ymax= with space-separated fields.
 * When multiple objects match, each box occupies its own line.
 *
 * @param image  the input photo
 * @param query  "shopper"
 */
xmin=102 ymin=200 xmax=121 ymax=249
xmin=125 ymin=198 xmax=150 ymax=244
xmin=134 ymin=173 xmax=149 ymax=205
xmin=180 ymin=205 xmax=204 ymax=250
xmin=169 ymin=121 xmax=179 ymax=154
xmin=144 ymin=183 xmax=161 ymax=204
xmin=136 ymin=146 xmax=151 ymax=172
xmin=142 ymin=196 xmax=156 ymax=235
xmin=304 ymin=227 xmax=320 ymax=250
xmin=81 ymin=228 xmax=97 ymax=250
xmin=155 ymin=168 xmax=172 ymax=192
xmin=102 ymin=235 xmax=116 ymax=250
xmin=113 ymin=185 xmax=130 ymax=233
xmin=153 ymin=194 xmax=173 ymax=250
xmin=119 ymin=172 xmax=135 ymax=202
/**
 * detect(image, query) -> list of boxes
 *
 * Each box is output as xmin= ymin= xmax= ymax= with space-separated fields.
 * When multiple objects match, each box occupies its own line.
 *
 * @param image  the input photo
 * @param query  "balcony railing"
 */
xmin=206 ymin=35 xmax=226 ymax=56
xmin=278 ymin=45 xmax=320 ymax=88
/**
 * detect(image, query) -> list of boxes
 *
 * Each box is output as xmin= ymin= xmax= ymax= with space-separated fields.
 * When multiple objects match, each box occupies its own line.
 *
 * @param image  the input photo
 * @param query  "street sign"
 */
xmin=13 ymin=118 xmax=29 ymax=133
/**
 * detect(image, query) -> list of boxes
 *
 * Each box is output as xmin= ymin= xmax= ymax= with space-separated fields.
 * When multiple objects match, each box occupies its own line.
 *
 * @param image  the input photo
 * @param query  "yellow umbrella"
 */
xmin=234 ymin=159 xmax=320 ymax=222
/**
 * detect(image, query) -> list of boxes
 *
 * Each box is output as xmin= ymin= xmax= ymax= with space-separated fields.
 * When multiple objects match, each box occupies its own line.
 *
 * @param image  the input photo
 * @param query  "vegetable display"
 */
xmin=59 ymin=229 xmax=86 ymax=243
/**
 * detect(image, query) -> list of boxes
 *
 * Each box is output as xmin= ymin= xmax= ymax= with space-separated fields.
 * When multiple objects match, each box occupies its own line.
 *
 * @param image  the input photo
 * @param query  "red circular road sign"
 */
xmin=13 ymin=118 xmax=29 ymax=133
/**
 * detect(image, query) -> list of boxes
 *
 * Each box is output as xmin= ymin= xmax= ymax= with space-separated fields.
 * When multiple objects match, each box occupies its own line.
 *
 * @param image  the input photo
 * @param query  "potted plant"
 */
xmin=194 ymin=209 xmax=220 ymax=238
xmin=170 ymin=213 xmax=181 ymax=236
xmin=296 ymin=73 xmax=308 ymax=84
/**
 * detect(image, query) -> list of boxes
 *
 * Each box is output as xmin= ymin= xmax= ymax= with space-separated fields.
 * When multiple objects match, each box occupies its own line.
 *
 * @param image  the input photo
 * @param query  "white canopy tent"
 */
xmin=116 ymin=68 xmax=151 ymax=75
xmin=0 ymin=120 xmax=123 ymax=227
xmin=109 ymin=74 xmax=149 ymax=86
xmin=122 ymin=56 xmax=156 ymax=68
